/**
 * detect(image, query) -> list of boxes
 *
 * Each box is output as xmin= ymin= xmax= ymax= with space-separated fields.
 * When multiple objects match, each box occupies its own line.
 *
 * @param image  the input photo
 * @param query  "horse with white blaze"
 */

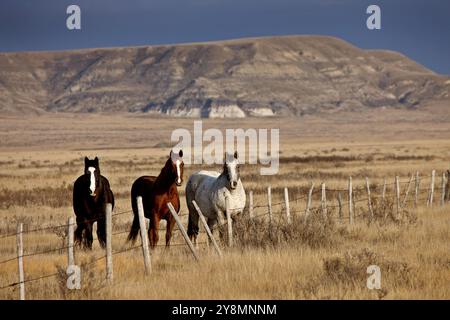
xmin=186 ymin=151 xmax=246 ymax=244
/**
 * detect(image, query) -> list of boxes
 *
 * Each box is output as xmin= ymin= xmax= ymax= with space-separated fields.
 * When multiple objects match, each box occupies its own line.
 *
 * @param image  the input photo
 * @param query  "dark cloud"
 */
xmin=0 ymin=0 xmax=448 ymax=74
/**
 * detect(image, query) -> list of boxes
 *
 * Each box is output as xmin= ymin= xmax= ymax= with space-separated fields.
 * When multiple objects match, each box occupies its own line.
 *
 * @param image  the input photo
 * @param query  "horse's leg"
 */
xmin=165 ymin=216 xmax=175 ymax=248
xmin=74 ymin=216 xmax=85 ymax=247
xmin=84 ymin=222 xmax=94 ymax=250
xmin=149 ymin=214 xmax=160 ymax=249
xmin=96 ymin=217 xmax=106 ymax=248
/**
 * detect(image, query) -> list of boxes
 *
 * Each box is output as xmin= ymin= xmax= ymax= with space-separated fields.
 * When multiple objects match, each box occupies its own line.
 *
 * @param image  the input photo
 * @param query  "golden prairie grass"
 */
xmin=0 ymin=206 xmax=448 ymax=300
xmin=0 ymin=111 xmax=449 ymax=300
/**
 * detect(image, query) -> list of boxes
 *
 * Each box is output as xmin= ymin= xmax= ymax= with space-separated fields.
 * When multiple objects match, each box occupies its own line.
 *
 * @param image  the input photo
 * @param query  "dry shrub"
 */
xmin=368 ymin=197 xmax=417 ymax=225
xmin=56 ymin=258 xmax=106 ymax=299
xmin=228 ymin=208 xmax=341 ymax=249
xmin=323 ymin=249 xmax=379 ymax=285
xmin=299 ymin=248 xmax=421 ymax=299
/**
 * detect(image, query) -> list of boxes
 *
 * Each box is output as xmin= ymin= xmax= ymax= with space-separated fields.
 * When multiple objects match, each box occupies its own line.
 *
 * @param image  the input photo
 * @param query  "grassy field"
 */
xmin=0 ymin=107 xmax=449 ymax=299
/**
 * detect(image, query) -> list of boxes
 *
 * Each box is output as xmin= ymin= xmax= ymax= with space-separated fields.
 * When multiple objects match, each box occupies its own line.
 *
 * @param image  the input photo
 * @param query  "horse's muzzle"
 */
xmin=230 ymin=181 xmax=237 ymax=189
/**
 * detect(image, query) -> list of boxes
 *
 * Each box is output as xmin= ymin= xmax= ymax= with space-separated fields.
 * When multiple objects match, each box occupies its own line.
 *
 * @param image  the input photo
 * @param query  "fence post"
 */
xmin=167 ymin=203 xmax=199 ymax=261
xmin=225 ymin=196 xmax=233 ymax=247
xmin=444 ymin=170 xmax=450 ymax=202
xmin=414 ymin=171 xmax=420 ymax=208
xmin=105 ymin=203 xmax=113 ymax=282
xmin=305 ymin=183 xmax=314 ymax=220
xmin=267 ymin=186 xmax=273 ymax=223
xmin=441 ymin=172 xmax=446 ymax=207
xmin=16 ymin=223 xmax=25 ymax=300
xmin=284 ymin=187 xmax=291 ymax=224
xmin=67 ymin=217 xmax=75 ymax=267
xmin=382 ymin=178 xmax=387 ymax=203
xmin=395 ymin=176 xmax=400 ymax=218
xmin=137 ymin=196 xmax=151 ymax=274
xmin=348 ymin=177 xmax=353 ymax=225
xmin=248 ymin=191 xmax=254 ymax=219
xmin=321 ymin=183 xmax=327 ymax=217
xmin=429 ymin=170 xmax=435 ymax=207
xmin=365 ymin=177 xmax=373 ymax=220
xmin=192 ymin=201 xmax=222 ymax=257
xmin=401 ymin=174 xmax=414 ymax=209
xmin=337 ymin=192 xmax=343 ymax=220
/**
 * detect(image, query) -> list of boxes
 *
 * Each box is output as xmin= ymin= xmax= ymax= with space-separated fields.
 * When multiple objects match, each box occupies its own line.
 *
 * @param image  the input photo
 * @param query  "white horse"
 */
xmin=186 ymin=152 xmax=246 ymax=244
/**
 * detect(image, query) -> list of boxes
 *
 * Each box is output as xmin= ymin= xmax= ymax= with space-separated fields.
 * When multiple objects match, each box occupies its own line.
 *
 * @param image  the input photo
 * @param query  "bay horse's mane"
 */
xmin=154 ymin=157 xmax=177 ymax=188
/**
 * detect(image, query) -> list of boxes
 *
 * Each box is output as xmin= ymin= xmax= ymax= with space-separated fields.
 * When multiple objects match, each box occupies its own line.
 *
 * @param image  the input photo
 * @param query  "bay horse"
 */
xmin=186 ymin=151 xmax=246 ymax=245
xmin=73 ymin=157 xmax=115 ymax=249
xmin=127 ymin=150 xmax=184 ymax=248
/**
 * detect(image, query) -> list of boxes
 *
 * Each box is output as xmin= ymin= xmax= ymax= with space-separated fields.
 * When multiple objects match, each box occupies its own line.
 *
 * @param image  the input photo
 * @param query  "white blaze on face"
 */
xmin=227 ymin=158 xmax=239 ymax=187
xmin=88 ymin=167 xmax=96 ymax=195
xmin=230 ymin=161 xmax=238 ymax=181
xmin=176 ymin=160 xmax=181 ymax=185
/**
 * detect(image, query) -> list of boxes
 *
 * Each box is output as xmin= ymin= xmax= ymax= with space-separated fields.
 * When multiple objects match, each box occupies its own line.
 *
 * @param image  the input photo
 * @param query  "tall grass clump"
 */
xmin=228 ymin=208 xmax=342 ymax=249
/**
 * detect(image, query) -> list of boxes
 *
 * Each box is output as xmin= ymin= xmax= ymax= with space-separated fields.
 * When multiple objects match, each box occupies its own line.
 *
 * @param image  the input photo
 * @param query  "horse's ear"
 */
xmin=84 ymin=157 xmax=89 ymax=166
xmin=94 ymin=157 xmax=99 ymax=166
xmin=179 ymin=149 xmax=183 ymax=158
xmin=234 ymin=151 xmax=238 ymax=159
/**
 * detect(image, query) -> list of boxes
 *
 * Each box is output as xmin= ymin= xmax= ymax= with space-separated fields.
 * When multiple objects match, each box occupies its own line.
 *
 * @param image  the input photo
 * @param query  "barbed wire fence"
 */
xmin=0 ymin=170 xmax=448 ymax=299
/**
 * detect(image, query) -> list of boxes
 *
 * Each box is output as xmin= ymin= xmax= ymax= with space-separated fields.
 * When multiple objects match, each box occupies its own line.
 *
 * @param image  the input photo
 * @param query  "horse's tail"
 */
xmin=127 ymin=190 xmax=140 ymax=243
xmin=187 ymin=213 xmax=199 ymax=239
xmin=127 ymin=214 xmax=140 ymax=243
xmin=186 ymin=179 xmax=199 ymax=239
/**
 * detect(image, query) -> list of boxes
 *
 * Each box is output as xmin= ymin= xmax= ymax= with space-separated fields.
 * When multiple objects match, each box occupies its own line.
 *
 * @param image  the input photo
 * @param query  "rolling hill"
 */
xmin=0 ymin=35 xmax=449 ymax=117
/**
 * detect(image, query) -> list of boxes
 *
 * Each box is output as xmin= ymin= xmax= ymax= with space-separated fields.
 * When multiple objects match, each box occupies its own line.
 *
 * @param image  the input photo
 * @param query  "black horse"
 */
xmin=73 ymin=157 xmax=114 ymax=249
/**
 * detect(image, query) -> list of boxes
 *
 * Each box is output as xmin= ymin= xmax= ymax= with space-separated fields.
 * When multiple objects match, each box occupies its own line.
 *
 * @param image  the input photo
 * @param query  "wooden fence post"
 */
xmin=248 ymin=191 xmax=254 ymax=219
xmin=382 ymin=178 xmax=387 ymax=203
xmin=321 ymin=183 xmax=327 ymax=217
xmin=225 ymin=197 xmax=233 ymax=247
xmin=337 ymin=192 xmax=343 ymax=220
xmin=441 ymin=172 xmax=446 ymax=207
xmin=414 ymin=171 xmax=420 ymax=208
xmin=16 ymin=223 xmax=25 ymax=300
xmin=67 ymin=217 xmax=75 ymax=267
xmin=192 ymin=201 xmax=223 ymax=257
xmin=284 ymin=187 xmax=291 ymax=224
xmin=348 ymin=177 xmax=353 ymax=224
xmin=401 ymin=174 xmax=414 ymax=209
xmin=105 ymin=203 xmax=113 ymax=282
xmin=137 ymin=196 xmax=151 ymax=274
xmin=365 ymin=177 xmax=373 ymax=219
xmin=429 ymin=170 xmax=435 ymax=207
xmin=395 ymin=176 xmax=400 ymax=218
xmin=267 ymin=186 xmax=273 ymax=223
xmin=167 ymin=203 xmax=199 ymax=261
xmin=305 ymin=183 xmax=314 ymax=220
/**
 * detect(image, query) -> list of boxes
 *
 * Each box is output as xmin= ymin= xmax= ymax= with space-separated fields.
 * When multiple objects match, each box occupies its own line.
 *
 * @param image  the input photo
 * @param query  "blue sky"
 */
xmin=0 ymin=0 xmax=449 ymax=74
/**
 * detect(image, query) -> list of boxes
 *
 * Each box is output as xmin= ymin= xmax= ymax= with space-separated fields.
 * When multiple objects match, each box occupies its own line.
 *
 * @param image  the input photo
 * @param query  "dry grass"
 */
xmin=0 ymin=111 xmax=449 ymax=300
xmin=0 ymin=207 xmax=448 ymax=300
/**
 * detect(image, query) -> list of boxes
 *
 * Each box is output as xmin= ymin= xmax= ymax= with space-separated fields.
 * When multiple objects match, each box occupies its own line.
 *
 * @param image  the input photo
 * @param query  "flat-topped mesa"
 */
xmin=0 ymin=35 xmax=449 ymax=117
